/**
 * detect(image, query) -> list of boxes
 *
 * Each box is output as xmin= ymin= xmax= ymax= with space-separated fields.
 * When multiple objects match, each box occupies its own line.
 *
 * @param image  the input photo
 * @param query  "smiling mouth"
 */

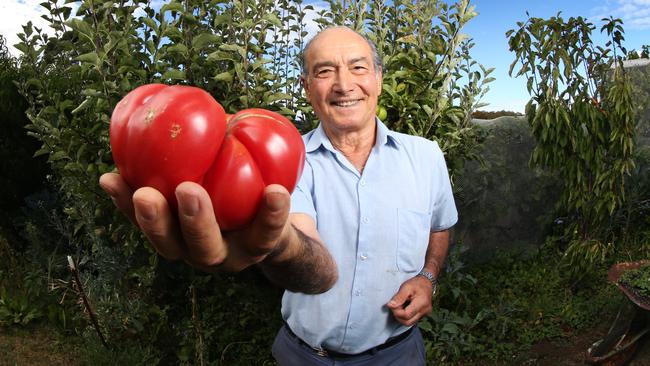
xmin=331 ymin=99 xmax=362 ymax=107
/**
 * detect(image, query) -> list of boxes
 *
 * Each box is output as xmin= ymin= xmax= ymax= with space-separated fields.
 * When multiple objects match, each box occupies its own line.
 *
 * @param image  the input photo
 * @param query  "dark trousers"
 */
xmin=271 ymin=324 xmax=427 ymax=366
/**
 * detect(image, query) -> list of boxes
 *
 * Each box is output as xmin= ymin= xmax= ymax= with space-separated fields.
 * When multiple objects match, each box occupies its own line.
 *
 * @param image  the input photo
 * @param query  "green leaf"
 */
xmin=50 ymin=151 xmax=69 ymax=162
xmin=161 ymin=1 xmax=184 ymax=14
xmin=265 ymin=93 xmax=291 ymax=104
xmin=75 ymin=52 xmax=99 ymax=65
xmin=162 ymin=69 xmax=186 ymax=80
xmin=72 ymin=99 xmax=92 ymax=114
xmin=141 ymin=17 xmax=158 ymax=30
xmin=219 ymin=44 xmax=247 ymax=59
xmin=167 ymin=43 xmax=188 ymax=56
xmin=213 ymin=71 xmax=232 ymax=82
xmin=66 ymin=19 xmax=94 ymax=42
xmin=192 ymin=33 xmax=220 ymax=50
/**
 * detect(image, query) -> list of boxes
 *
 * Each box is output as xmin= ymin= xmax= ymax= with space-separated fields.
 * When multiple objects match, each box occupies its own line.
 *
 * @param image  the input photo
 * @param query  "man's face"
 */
xmin=301 ymin=28 xmax=382 ymax=133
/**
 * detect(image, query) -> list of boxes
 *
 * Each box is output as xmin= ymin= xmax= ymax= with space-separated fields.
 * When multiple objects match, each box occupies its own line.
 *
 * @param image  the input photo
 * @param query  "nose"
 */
xmin=333 ymin=68 xmax=354 ymax=93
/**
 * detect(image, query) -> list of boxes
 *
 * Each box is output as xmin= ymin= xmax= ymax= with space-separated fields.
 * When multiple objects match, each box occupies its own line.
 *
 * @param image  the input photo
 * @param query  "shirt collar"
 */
xmin=305 ymin=118 xmax=402 ymax=153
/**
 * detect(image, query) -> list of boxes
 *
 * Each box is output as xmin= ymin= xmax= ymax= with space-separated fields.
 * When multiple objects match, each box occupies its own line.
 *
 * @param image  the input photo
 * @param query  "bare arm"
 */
xmin=259 ymin=213 xmax=338 ymax=294
xmin=422 ymin=229 xmax=450 ymax=279
xmin=99 ymin=173 xmax=337 ymax=294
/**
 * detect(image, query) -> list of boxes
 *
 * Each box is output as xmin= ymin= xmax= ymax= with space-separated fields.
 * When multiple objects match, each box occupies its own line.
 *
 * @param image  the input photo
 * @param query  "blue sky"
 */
xmin=1 ymin=0 xmax=648 ymax=112
xmin=465 ymin=0 xmax=649 ymax=112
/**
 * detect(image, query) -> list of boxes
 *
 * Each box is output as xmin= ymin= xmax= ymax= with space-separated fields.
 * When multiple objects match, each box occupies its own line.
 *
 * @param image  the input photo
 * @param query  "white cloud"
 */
xmin=0 ymin=0 xmax=55 ymax=55
xmin=590 ymin=0 xmax=650 ymax=29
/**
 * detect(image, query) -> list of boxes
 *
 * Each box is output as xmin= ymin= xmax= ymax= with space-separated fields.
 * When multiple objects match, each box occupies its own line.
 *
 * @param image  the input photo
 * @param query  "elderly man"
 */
xmin=99 ymin=26 xmax=456 ymax=365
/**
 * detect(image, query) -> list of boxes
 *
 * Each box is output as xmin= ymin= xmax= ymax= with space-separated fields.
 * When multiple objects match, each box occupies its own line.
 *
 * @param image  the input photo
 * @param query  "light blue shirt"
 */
xmin=284 ymin=119 xmax=458 ymax=354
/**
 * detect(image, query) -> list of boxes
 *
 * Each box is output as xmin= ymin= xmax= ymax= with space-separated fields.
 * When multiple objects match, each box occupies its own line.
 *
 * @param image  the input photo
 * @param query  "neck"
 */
xmin=322 ymin=121 xmax=376 ymax=173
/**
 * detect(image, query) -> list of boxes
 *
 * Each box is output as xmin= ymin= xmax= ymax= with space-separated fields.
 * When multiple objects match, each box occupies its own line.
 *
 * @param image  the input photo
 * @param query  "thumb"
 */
xmin=387 ymin=288 xmax=411 ymax=309
xmin=240 ymin=184 xmax=291 ymax=257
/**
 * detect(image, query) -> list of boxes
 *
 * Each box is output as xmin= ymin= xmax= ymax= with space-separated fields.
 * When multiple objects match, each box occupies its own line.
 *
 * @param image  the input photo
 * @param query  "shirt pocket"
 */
xmin=396 ymin=208 xmax=432 ymax=273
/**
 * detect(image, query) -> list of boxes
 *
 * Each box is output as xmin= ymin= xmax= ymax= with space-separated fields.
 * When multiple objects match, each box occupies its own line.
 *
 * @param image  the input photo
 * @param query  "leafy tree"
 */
xmin=626 ymin=44 xmax=649 ymax=60
xmin=0 ymin=34 xmax=49 ymax=238
xmin=507 ymin=15 xmax=636 ymax=276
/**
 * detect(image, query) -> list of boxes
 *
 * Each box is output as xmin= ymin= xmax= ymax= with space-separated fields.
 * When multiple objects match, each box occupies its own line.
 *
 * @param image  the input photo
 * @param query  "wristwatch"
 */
xmin=417 ymin=270 xmax=438 ymax=296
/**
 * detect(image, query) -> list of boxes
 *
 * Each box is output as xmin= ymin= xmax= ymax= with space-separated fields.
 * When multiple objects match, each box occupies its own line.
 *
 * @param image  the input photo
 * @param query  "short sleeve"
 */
xmin=430 ymin=142 xmax=458 ymax=231
xmin=290 ymin=160 xmax=317 ymax=221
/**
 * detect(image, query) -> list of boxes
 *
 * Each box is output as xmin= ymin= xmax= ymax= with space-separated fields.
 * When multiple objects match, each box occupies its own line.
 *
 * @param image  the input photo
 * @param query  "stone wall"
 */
xmin=454 ymin=116 xmax=560 ymax=262
xmin=455 ymin=62 xmax=650 ymax=263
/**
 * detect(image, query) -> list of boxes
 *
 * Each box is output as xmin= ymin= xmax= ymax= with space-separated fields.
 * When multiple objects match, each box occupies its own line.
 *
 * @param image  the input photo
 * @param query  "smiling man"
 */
xmin=270 ymin=27 xmax=458 ymax=365
xmin=99 ymin=26 xmax=456 ymax=366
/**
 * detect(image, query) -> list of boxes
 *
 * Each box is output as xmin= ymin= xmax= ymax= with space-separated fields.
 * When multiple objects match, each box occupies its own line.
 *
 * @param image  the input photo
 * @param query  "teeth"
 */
xmin=333 ymin=100 xmax=358 ymax=107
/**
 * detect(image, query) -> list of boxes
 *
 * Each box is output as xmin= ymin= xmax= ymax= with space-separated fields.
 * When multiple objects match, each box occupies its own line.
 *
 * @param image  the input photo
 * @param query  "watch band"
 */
xmin=417 ymin=270 xmax=438 ymax=295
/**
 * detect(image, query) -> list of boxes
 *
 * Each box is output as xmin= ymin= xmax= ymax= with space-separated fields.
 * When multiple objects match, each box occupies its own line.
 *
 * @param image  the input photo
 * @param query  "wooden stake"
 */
xmin=67 ymin=255 xmax=109 ymax=349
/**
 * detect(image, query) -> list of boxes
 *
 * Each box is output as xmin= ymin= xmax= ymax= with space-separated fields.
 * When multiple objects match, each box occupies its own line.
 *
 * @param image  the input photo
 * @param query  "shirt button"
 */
xmin=355 ymin=290 xmax=361 ymax=296
xmin=362 ymin=217 xmax=369 ymax=224
xmin=360 ymin=180 xmax=366 ymax=187
xmin=360 ymin=254 xmax=368 ymax=261
xmin=349 ymin=324 xmax=354 ymax=329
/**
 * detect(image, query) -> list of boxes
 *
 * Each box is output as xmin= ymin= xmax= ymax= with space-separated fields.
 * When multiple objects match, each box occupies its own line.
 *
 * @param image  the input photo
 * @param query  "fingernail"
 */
xmin=387 ymin=300 xmax=396 ymax=307
xmin=138 ymin=202 xmax=157 ymax=221
xmin=179 ymin=194 xmax=199 ymax=217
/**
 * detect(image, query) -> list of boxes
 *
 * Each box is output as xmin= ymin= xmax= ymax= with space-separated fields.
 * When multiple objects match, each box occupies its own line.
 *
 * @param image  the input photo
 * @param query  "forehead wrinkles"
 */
xmin=306 ymin=34 xmax=371 ymax=72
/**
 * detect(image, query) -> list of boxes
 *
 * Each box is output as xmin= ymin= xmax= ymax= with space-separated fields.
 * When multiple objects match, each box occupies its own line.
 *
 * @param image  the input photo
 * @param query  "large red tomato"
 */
xmin=110 ymin=84 xmax=227 ymax=209
xmin=203 ymin=109 xmax=306 ymax=230
xmin=110 ymin=85 xmax=305 ymax=231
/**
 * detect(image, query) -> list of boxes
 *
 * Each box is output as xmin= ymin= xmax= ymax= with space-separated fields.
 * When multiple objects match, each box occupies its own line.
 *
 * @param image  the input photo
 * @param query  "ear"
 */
xmin=301 ymin=75 xmax=311 ymax=101
xmin=376 ymin=68 xmax=383 ymax=95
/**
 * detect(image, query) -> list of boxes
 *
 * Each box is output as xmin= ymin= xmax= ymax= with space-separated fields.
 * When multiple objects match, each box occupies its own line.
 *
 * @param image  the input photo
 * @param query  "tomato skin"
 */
xmin=110 ymin=84 xmax=227 ymax=208
xmin=203 ymin=109 xmax=306 ymax=230
xmin=205 ymin=137 xmax=266 ymax=230
xmin=111 ymin=86 xmax=305 ymax=231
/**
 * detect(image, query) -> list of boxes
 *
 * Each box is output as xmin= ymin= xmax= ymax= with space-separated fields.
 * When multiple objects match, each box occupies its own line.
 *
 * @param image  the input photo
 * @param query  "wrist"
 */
xmin=262 ymin=222 xmax=296 ymax=264
xmin=417 ymin=269 xmax=438 ymax=296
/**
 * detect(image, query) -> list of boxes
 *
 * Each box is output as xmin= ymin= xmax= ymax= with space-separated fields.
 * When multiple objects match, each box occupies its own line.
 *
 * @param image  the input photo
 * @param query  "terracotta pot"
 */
xmin=608 ymin=260 xmax=650 ymax=311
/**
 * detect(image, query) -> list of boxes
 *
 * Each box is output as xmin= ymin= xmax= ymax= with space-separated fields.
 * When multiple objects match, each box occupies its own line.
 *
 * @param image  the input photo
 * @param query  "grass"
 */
xmin=0 ymin=325 xmax=81 ymax=366
xmin=427 ymin=246 xmax=624 ymax=364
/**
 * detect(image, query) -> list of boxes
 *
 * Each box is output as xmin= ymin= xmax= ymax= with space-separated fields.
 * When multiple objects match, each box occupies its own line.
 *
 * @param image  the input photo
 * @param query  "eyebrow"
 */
xmin=311 ymin=56 xmax=371 ymax=73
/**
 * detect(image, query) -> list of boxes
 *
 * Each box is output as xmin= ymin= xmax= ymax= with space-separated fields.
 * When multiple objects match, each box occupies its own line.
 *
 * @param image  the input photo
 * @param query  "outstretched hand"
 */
xmin=99 ymin=172 xmax=290 ymax=272
xmin=386 ymin=275 xmax=434 ymax=326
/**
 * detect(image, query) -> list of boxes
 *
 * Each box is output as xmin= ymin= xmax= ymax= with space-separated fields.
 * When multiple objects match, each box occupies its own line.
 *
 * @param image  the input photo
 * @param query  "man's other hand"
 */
xmin=386 ymin=275 xmax=434 ymax=326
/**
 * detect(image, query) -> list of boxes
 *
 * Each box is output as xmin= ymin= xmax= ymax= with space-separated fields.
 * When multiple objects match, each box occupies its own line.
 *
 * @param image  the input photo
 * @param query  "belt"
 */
xmin=283 ymin=322 xmax=414 ymax=359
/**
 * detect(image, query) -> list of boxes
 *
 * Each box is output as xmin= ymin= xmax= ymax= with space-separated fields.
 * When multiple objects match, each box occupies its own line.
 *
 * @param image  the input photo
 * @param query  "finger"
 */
xmin=133 ymin=187 xmax=186 ymax=261
xmin=391 ymin=298 xmax=424 ymax=325
xmin=387 ymin=285 xmax=413 ymax=310
xmin=400 ymin=310 xmax=425 ymax=327
xmin=99 ymin=172 xmax=137 ymax=225
xmin=240 ymin=184 xmax=291 ymax=257
xmin=175 ymin=182 xmax=227 ymax=269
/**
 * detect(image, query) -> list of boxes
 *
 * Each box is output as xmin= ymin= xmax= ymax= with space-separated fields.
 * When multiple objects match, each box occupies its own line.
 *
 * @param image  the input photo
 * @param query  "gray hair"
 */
xmin=299 ymin=26 xmax=382 ymax=77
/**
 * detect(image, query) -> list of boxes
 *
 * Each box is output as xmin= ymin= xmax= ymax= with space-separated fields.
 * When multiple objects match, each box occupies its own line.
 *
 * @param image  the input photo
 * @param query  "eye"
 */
xmin=316 ymin=68 xmax=333 ymax=77
xmin=352 ymin=65 xmax=368 ymax=73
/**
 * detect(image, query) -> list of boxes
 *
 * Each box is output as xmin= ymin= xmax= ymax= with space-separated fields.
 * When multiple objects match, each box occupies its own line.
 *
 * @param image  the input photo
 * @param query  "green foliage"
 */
xmin=626 ymin=44 xmax=649 ymax=60
xmin=619 ymin=263 xmax=650 ymax=299
xmin=471 ymin=110 xmax=524 ymax=119
xmin=0 ymin=34 xmax=49 ymax=233
xmin=423 ymin=249 xmax=619 ymax=364
xmin=507 ymin=15 xmax=636 ymax=277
